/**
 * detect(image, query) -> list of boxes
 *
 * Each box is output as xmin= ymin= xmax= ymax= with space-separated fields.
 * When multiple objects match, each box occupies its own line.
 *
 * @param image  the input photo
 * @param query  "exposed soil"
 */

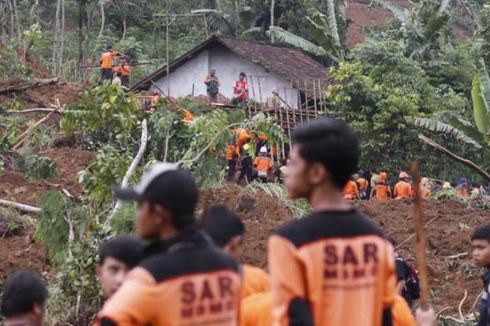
xmin=0 ymin=229 xmax=47 ymax=283
xmin=201 ymin=186 xmax=489 ymax=316
xmin=0 ymin=147 xmax=94 ymax=205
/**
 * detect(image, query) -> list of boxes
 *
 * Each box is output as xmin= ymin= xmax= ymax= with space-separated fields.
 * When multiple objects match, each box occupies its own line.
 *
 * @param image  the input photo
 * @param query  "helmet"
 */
xmin=260 ymin=146 xmax=267 ymax=154
xmin=399 ymin=172 xmax=409 ymax=179
xmin=458 ymin=177 xmax=470 ymax=184
xmin=243 ymin=144 xmax=250 ymax=151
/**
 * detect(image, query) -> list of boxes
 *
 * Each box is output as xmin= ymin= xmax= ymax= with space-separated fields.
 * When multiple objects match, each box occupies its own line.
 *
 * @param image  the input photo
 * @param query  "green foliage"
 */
xmin=471 ymin=73 xmax=489 ymax=133
xmin=60 ymin=84 xmax=140 ymax=147
xmin=35 ymin=192 xmax=70 ymax=263
xmin=246 ymin=183 xmax=309 ymax=218
xmin=0 ymin=207 xmax=31 ymax=238
xmin=109 ymin=203 xmax=136 ymax=234
xmin=78 ymin=145 xmax=132 ymax=206
xmin=16 ymin=155 xmax=58 ymax=180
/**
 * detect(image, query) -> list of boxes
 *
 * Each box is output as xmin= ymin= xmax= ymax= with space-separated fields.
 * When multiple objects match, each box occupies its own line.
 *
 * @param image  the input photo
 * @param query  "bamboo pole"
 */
xmin=313 ymin=79 xmax=318 ymax=118
xmin=249 ymin=76 xmax=258 ymax=114
xmin=411 ymin=161 xmax=430 ymax=311
xmin=257 ymin=76 xmax=263 ymax=104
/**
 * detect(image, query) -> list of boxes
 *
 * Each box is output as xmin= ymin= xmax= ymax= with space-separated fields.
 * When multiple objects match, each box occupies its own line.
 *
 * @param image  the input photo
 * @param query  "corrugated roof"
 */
xmin=132 ymin=36 xmax=329 ymax=91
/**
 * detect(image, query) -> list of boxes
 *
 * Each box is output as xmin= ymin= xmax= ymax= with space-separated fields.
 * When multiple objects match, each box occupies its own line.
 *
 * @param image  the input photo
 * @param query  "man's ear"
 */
xmin=307 ymin=162 xmax=329 ymax=186
xmin=153 ymin=204 xmax=171 ymax=225
xmin=229 ymin=235 xmax=243 ymax=252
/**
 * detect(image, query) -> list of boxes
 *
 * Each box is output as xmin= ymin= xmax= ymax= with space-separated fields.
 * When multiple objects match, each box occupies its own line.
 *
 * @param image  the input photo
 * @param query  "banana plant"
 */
xmin=471 ymin=65 xmax=490 ymax=136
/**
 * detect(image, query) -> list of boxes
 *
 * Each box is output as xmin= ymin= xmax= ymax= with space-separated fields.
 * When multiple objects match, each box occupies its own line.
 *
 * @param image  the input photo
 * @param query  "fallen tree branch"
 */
xmin=12 ymin=108 xmax=58 ymax=150
xmin=458 ymin=290 xmax=468 ymax=321
xmin=178 ymin=122 xmax=241 ymax=166
xmin=105 ymin=119 xmax=148 ymax=226
xmin=444 ymin=252 xmax=468 ymax=259
xmin=0 ymin=199 xmax=41 ymax=213
xmin=419 ymin=134 xmax=490 ymax=182
xmin=0 ymin=78 xmax=58 ymax=95
xmin=7 ymin=108 xmax=62 ymax=114
xmin=396 ymin=215 xmax=440 ymax=249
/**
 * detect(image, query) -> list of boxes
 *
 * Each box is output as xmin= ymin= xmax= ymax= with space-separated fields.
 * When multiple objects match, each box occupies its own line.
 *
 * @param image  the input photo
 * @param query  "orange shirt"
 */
xmin=394 ymin=181 xmax=412 ymax=199
xmin=115 ymin=63 xmax=131 ymax=76
xmin=240 ymin=292 xmax=272 ymax=326
xmin=100 ymin=50 xmax=120 ymax=69
xmin=343 ymin=180 xmax=359 ymax=200
xmin=421 ymin=187 xmax=431 ymax=199
xmin=268 ymin=210 xmax=396 ymax=326
xmin=393 ymin=294 xmax=416 ymax=326
xmin=235 ymin=128 xmax=250 ymax=147
xmin=357 ymin=177 xmax=368 ymax=191
xmin=182 ymin=109 xmax=193 ymax=123
xmin=457 ymin=188 xmax=469 ymax=197
xmin=242 ymin=264 xmax=270 ymax=299
xmin=254 ymin=156 xmax=272 ymax=173
xmin=96 ymin=235 xmax=242 ymax=326
xmin=375 ymin=184 xmax=391 ymax=200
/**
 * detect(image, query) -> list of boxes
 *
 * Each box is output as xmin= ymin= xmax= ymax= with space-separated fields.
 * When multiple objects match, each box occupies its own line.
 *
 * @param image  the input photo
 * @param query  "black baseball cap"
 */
xmin=115 ymin=162 xmax=198 ymax=218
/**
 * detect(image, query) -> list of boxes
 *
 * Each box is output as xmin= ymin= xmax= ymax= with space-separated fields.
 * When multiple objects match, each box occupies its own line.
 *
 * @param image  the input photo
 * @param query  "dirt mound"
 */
xmin=26 ymin=82 xmax=84 ymax=107
xmin=200 ymin=185 xmax=291 ymax=267
xmin=0 ymin=229 xmax=47 ymax=283
xmin=0 ymin=147 xmax=94 ymax=205
xmin=201 ymin=186 xmax=489 ymax=316
xmin=356 ymin=199 xmax=489 ymax=314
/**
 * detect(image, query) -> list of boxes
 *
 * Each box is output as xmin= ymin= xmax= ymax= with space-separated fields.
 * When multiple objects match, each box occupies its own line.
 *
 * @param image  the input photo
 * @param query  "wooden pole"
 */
xmin=165 ymin=15 xmax=170 ymax=97
xmin=313 ymin=78 xmax=318 ymax=118
xmin=250 ymin=75 xmax=258 ymax=114
xmin=257 ymin=76 xmax=263 ymax=104
xmin=411 ymin=161 xmax=430 ymax=311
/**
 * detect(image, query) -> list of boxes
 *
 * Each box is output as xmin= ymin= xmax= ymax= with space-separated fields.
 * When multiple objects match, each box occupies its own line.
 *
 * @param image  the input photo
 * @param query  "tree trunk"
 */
xmin=78 ymin=0 xmax=87 ymax=74
xmin=122 ymin=15 xmax=127 ymax=41
xmin=52 ymin=0 xmax=61 ymax=76
xmin=270 ymin=0 xmax=275 ymax=43
xmin=98 ymin=0 xmax=105 ymax=38
xmin=59 ymin=0 xmax=65 ymax=77
xmin=11 ymin=0 xmax=21 ymax=40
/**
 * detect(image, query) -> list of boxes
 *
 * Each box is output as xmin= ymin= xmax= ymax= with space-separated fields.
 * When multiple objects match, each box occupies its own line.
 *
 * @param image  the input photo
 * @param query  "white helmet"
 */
xmin=260 ymin=146 xmax=267 ymax=154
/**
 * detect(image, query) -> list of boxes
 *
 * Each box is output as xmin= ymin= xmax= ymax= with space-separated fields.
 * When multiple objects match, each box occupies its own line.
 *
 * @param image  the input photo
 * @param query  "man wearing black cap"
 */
xmin=96 ymin=163 xmax=242 ymax=326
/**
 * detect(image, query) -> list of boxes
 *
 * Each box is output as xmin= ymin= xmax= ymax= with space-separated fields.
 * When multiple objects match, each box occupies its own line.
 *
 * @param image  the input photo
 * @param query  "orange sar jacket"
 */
xmin=357 ymin=177 xmax=368 ymax=191
xmin=375 ymin=183 xmax=392 ymax=200
xmin=100 ymin=51 xmax=121 ymax=69
xmin=240 ymin=292 xmax=273 ymax=326
xmin=241 ymin=264 xmax=270 ymax=299
xmin=268 ymin=209 xmax=396 ymax=326
xmin=343 ymin=180 xmax=359 ymax=199
xmin=114 ymin=64 xmax=131 ymax=76
xmin=394 ymin=181 xmax=412 ymax=199
xmin=254 ymin=156 xmax=272 ymax=173
xmin=96 ymin=231 xmax=242 ymax=326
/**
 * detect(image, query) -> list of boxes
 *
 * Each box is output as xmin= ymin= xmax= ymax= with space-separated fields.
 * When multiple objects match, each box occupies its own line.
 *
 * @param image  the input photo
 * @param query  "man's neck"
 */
xmin=308 ymin=186 xmax=351 ymax=212
xmin=5 ymin=314 xmax=38 ymax=326
xmin=159 ymin=228 xmax=181 ymax=241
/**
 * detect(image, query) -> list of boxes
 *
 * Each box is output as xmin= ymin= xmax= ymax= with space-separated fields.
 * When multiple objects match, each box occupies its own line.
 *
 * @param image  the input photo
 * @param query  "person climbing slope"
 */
xmin=373 ymin=172 xmax=392 ymax=200
xmin=343 ymin=175 xmax=360 ymax=200
xmin=254 ymin=147 xmax=272 ymax=183
xmin=394 ymin=172 xmax=412 ymax=199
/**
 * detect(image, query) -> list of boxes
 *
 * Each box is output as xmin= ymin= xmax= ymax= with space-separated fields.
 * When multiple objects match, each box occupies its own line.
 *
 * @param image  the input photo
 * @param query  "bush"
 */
xmin=16 ymin=154 xmax=58 ymax=180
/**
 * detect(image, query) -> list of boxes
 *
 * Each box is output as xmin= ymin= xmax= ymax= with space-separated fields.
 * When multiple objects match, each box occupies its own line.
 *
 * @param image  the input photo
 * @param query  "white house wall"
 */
xmin=152 ymin=50 xmax=210 ymax=98
xmin=150 ymin=44 xmax=299 ymax=108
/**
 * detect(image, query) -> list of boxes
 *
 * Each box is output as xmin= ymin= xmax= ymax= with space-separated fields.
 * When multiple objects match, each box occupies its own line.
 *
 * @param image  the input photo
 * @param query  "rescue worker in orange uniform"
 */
xmin=114 ymin=56 xmax=131 ymax=88
xmin=254 ymin=147 xmax=272 ymax=183
xmin=420 ymin=177 xmax=431 ymax=199
xmin=181 ymin=109 xmax=193 ymax=124
xmin=241 ymin=293 xmax=415 ymax=326
xmin=356 ymin=172 xmax=369 ymax=199
xmin=100 ymin=44 xmax=121 ymax=82
xmin=456 ymin=178 xmax=470 ymax=197
xmin=343 ymin=175 xmax=359 ymax=200
xmin=201 ymin=205 xmax=270 ymax=299
xmin=96 ymin=163 xmax=242 ymax=326
xmin=394 ymin=172 xmax=412 ymax=199
xmin=235 ymin=128 xmax=251 ymax=148
xmin=373 ymin=172 xmax=392 ymax=200
xmin=225 ymin=141 xmax=239 ymax=181
xmin=269 ymin=119 xmax=396 ymax=326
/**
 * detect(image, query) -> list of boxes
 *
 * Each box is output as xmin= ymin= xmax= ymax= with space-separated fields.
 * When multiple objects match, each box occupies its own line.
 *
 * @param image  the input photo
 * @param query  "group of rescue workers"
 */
xmin=99 ymin=44 xmax=131 ymax=88
xmin=3 ymin=118 xmax=489 ymax=326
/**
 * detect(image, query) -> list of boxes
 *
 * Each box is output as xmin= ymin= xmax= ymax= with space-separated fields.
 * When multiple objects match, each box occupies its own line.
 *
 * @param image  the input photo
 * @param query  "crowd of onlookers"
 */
xmin=1 ymin=119 xmax=489 ymax=326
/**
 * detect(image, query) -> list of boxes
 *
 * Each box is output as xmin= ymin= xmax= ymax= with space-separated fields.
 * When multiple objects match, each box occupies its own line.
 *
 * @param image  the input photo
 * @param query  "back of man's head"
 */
xmin=99 ymin=236 xmax=143 ymax=268
xmin=471 ymin=224 xmax=490 ymax=242
xmin=292 ymin=118 xmax=359 ymax=189
xmin=1 ymin=271 xmax=47 ymax=319
xmin=201 ymin=205 xmax=245 ymax=248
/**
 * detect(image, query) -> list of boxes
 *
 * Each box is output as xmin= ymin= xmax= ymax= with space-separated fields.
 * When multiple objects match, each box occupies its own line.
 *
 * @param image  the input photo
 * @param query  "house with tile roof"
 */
xmin=132 ymin=36 xmax=329 ymax=109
